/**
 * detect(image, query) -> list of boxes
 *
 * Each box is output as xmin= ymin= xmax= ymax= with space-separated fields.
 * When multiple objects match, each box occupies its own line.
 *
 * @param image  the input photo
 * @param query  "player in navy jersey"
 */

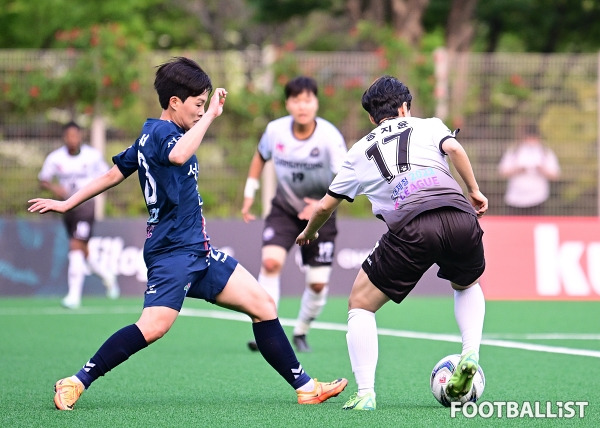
xmin=29 ymin=57 xmax=346 ymax=411
xmin=296 ymin=75 xmax=487 ymax=410
xmin=241 ymin=76 xmax=347 ymax=353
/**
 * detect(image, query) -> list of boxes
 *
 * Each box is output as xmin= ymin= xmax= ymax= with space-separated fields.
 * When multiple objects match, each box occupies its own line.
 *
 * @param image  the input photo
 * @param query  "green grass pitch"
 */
xmin=0 ymin=296 xmax=598 ymax=427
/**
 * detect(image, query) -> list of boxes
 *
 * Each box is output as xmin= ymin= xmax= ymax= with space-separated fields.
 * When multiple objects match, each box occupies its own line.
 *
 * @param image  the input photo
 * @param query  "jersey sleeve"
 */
xmin=38 ymin=152 xmax=57 ymax=182
xmin=327 ymin=157 xmax=360 ymax=202
xmin=112 ymin=142 xmax=139 ymax=178
xmin=328 ymin=127 xmax=347 ymax=174
xmin=152 ymin=120 xmax=183 ymax=165
xmin=545 ymin=148 xmax=561 ymax=175
xmin=430 ymin=118 xmax=457 ymax=155
xmin=257 ymin=123 xmax=273 ymax=161
xmin=498 ymin=146 xmax=517 ymax=174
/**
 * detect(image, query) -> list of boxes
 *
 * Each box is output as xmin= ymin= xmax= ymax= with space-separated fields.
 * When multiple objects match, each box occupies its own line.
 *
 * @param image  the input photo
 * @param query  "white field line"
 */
xmin=178 ymin=308 xmax=600 ymax=360
xmin=482 ymin=333 xmax=600 ymax=340
xmin=1 ymin=306 xmax=599 ymax=359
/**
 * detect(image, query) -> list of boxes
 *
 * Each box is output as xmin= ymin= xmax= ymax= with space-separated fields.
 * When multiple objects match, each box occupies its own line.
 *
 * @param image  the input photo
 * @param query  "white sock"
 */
xmin=294 ymin=286 xmax=328 ymax=336
xmin=454 ymin=283 xmax=485 ymax=355
xmin=65 ymin=250 xmax=87 ymax=304
xmin=87 ymin=258 xmax=117 ymax=290
xmin=71 ymin=375 xmax=85 ymax=388
xmin=347 ymin=308 xmax=378 ymax=397
xmin=297 ymin=378 xmax=315 ymax=392
xmin=258 ymin=273 xmax=280 ymax=309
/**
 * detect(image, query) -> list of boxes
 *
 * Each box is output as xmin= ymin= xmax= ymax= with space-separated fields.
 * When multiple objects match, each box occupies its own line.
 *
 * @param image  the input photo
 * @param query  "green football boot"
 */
xmin=342 ymin=392 xmax=376 ymax=410
xmin=446 ymin=351 xmax=479 ymax=398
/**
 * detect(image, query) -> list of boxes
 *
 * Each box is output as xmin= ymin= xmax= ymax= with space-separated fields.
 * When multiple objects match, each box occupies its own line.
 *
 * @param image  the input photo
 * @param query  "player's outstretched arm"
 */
xmin=296 ymin=194 xmax=342 ymax=245
xmin=28 ymin=165 xmax=125 ymax=214
xmin=39 ymin=180 xmax=68 ymax=201
xmin=241 ymin=150 xmax=266 ymax=223
xmin=442 ymin=138 xmax=488 ymax=217
xmin=297 ymin=197 xmax=319 ymax=221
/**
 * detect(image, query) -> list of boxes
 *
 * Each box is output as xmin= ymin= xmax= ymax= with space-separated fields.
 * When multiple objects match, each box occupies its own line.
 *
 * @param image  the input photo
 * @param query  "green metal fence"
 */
xmin=1 ymin=49 xmax=597 ymax=218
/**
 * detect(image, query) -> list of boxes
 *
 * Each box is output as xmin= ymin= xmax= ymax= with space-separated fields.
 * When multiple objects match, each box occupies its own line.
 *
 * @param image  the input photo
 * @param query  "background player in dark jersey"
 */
xmin=241 ymin=76 xmax=347 ymax=352
xmin=38 ymin=121 xmax=120 ymax=309
xmin=296 ymin=75 xmax=487 ymax=410
xmin=29 ymin=57 xmax=346 ymax=411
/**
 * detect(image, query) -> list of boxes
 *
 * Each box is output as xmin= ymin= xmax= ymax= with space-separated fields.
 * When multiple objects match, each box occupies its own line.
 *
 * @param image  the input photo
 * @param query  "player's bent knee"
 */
xmin=137 ymin=323 xmax=172 ymax=344
xmin=348 ymin=293 xmax=376 ymax=311
xmin=247 ymin=299 xmax=278 ymax=322
xmin=261 ymin=258 xmax=282 ymax=274
xmin=451 ymin=279 xmax=479 ymax=291
xmin=309 ymin=282 xmax=326 ymax=293
xmin=136 ymin=316 xmax=175 ymax=343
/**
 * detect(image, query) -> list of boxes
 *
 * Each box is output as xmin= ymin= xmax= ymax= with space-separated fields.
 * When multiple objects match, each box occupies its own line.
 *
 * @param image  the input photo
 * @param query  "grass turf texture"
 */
xmin=0 ymin=296 xmax=598 ymax=427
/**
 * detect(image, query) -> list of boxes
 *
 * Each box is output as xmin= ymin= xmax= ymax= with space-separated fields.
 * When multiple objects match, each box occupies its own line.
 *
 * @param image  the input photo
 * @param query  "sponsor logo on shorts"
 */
xmin=263 ymin=227 xmax=275 ymax=241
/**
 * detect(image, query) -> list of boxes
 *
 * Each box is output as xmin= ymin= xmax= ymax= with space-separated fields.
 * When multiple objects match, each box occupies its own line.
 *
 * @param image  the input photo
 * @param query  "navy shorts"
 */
xmin=362 ymin=208 xmax=485 ymax=304
xmin=262 ymin=203 xmax=337 ymax=266
xmin=143 ymin=248 xmax=238 ymax=311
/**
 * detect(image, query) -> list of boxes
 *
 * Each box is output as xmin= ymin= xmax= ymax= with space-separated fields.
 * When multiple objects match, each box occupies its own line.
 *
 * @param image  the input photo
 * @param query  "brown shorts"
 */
xmin=262 ymin=202 xmax=337 ymax=267
xmin=362 ymin=208 xmax=485 ymax=303
xmin=63 ymin=199 xmax=96 ymax=241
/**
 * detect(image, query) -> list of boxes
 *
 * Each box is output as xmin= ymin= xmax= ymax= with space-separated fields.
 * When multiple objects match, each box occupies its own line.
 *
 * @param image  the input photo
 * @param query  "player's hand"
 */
xmin=28 ymin=198 xmax=68 ymax=214
xmin=208 ymin=88 xmax=227 ymax=118
xmin=468 ymin=190 xmax=488 ymax=218
xmin=296 ymin=230 xmax=319 ymax=246
xmin=241 ymin=197 xmax=256 ymax=223
xmin=297 ymin=197 xmax=318 ymax=220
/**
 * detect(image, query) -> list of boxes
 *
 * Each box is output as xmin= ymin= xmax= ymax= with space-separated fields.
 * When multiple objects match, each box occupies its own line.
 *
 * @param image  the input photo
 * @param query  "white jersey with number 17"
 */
xmin=328 ymin=116 xmax=475 ymax=233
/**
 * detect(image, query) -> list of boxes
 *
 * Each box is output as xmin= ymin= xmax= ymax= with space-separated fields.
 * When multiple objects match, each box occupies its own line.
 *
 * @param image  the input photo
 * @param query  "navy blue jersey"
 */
xmin=113 ymin=119 xmax=210 ymax=267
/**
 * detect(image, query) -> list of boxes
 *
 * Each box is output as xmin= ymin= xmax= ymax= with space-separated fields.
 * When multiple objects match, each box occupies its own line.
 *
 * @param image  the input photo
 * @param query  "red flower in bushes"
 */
xmin=510 ymin=74 xmax=524 ymax=87
xmin=324 ymin=85 xmax=335 ymax=97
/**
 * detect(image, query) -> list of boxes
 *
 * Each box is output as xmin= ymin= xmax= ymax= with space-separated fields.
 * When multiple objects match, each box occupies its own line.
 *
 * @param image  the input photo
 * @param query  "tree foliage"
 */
xmin=3 ymin=0 xmax=600 ymax=53
xmin=248 ymin=0 xmax=335 ymax=22
xmin=1 ymin=23 xmax=144 ymax=123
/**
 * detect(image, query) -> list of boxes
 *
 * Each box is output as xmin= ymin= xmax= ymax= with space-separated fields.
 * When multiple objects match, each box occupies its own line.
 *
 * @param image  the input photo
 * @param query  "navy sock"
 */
xmin=252 ymin=318 xmax=311 ymax=389
xmin=76 ymin=324 xmax=148 ymax=389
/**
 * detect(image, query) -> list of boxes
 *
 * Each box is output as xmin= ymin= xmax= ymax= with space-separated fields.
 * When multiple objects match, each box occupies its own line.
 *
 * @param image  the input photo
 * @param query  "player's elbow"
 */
xmin=316 ymin=199 xmax=335 ymax=217
xmin=168 ymin=148 xmax=191 ymax=167
xmin=168 ymin=154 xmax=187 ymax=167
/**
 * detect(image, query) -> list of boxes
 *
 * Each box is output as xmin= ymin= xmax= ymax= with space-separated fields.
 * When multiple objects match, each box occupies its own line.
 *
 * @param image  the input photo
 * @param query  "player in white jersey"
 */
xmin=38 ymin=121 xmax=120 ymax=309
xmin=241 ymin=76 xmax=347 ymax=352
xmin=296 ymin=76 xmax=488 ymax=410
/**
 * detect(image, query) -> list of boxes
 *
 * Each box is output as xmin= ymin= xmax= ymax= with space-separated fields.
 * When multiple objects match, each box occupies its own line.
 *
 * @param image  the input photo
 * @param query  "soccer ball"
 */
xmin=430 ymin=354 xmax=485 ymax=407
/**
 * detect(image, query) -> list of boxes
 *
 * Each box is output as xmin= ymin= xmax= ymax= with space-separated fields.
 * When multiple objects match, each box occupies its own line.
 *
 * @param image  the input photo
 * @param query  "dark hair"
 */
xmin=284 ymin=76 xmax=318 ymax=99
xmin=62 ymin=121 xmax=81 ymax=133
xmin=154 ymin=57 xmax=213 ymax=110
xmin=361 ymin=75 xmax=412 ymax=124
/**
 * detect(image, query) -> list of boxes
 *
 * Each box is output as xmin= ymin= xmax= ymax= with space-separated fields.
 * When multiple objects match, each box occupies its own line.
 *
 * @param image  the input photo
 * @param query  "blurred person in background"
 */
xmin=241 ymin=76 xmax=347 ymax=353
xmin=38 ymin=121 xmax=120 ymax=309
xmin=498 ymin=123 xmax=561 ymax=215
